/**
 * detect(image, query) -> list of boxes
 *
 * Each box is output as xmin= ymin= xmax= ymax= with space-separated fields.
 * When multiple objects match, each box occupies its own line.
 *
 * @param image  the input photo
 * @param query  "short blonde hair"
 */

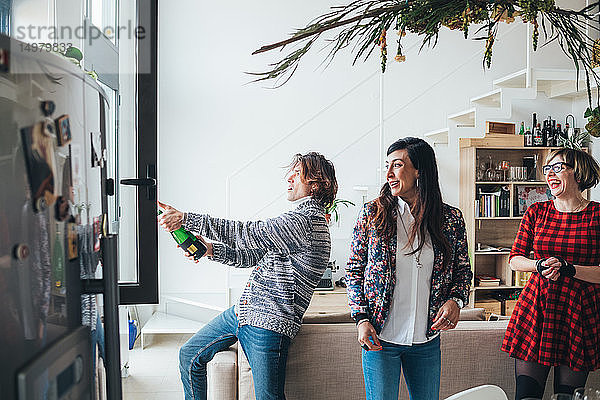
xmin=545 ymin=148 xmax=600 ymax=191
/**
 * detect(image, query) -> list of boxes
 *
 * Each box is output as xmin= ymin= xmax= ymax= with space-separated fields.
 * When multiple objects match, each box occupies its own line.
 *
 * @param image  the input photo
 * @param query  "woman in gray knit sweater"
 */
xmin=158 ymin=152 xmax=337 ymax=400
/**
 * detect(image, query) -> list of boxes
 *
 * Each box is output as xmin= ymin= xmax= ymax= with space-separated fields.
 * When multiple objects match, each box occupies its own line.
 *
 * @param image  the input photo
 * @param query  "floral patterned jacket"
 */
xmin=346 ymin=201 xmax=472 ymax=338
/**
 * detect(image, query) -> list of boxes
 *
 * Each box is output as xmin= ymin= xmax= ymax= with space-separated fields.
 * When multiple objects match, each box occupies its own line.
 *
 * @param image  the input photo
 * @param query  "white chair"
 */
xmin=444 ymin=384 xmax=509 ymax=400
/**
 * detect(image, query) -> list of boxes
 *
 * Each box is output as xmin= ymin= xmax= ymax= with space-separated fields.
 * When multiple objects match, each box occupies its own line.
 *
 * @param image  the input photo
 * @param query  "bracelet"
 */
xmin=555 ymin=256 xmax=576 ymax=277
xmin=535 ymin=258 xmax=548 ymax=275
xmin=356 ymin=319 xmax=370 ymax=327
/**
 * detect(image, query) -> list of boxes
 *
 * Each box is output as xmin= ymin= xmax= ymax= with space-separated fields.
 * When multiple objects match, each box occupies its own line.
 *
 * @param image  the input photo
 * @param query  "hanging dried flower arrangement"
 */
xmin=251 ymin=0 xmax=600 ymax=106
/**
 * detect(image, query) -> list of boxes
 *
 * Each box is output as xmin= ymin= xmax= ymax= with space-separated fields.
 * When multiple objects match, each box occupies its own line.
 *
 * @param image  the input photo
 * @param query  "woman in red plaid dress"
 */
xmin=502 ymin=148 xmax=600 ymax=400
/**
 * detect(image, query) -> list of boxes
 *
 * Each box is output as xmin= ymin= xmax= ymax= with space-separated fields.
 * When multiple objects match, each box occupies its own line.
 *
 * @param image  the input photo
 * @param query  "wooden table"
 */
xmin=304 ymin=287 xmax=353 ymax=323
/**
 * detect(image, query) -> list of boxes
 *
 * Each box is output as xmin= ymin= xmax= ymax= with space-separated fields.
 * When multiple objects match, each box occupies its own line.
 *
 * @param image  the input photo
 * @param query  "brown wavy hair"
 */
xmin=373 ymin=137 xmax=451 ymax=268
xmin=288 ymin=152 xmax=338 ymax=208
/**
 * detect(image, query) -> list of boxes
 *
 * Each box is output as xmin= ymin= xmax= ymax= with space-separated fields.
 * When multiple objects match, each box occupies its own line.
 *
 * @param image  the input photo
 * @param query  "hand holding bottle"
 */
xmin=182 ymin=235 xmax=213 ymax=263
xmin=157 ymin=201 xmax=207 ymax=260
xmin=157 ymin=201 xmax=184 ymax=232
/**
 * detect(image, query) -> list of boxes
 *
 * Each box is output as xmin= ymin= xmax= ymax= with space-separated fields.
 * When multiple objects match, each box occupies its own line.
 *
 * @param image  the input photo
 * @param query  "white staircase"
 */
xmin=424 ymin=67 xmax=596 ymax=146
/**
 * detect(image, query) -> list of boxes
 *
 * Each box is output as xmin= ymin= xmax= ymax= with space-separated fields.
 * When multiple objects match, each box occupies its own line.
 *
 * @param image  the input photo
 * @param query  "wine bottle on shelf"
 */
xmin=556 ymin=123 xmax=562 ymax=145
xmin=157 ymin=209 xmax=207 ymax=260
xmin=533 ymin=123 xmax=543 ymax=147
xmin=525 ymin=126 xmax=533 ymax=147
xmin=519 ymin=122 xmax=525 ymax=136
xmin=544 ymin=116 xmax=555 ymax=147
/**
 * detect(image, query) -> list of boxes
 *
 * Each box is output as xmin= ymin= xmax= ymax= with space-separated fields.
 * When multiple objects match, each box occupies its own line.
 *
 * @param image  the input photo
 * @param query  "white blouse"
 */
xmin=378 ymin=197 xmax=437 ymax=345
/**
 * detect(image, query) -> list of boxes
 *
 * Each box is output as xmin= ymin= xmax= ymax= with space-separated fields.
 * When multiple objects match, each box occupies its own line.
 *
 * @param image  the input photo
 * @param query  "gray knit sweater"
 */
xmin=183 ymin=198 xmax=331 ymax=339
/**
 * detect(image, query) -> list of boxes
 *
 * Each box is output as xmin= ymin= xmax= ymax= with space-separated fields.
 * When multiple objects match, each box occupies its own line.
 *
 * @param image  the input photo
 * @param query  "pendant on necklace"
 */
xmin=416 ymin=258 xmax=423 ymax=268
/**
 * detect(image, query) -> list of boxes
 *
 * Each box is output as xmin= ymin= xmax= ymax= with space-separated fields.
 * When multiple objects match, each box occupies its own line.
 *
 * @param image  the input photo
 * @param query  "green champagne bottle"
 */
xmin=158 ymin=209 xmax=207 ymax=260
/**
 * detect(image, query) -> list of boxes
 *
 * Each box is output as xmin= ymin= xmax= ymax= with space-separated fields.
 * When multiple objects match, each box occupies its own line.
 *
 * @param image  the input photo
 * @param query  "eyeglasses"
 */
xmin=542 ymin=162 xmax=573 ymax=175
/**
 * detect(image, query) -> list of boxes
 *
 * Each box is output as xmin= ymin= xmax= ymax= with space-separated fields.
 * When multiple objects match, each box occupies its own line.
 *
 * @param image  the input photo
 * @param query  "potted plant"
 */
xmin=324 ymin=198 xmax=355 ymax=225
xmin=584 ymin=106 xmax=600 ymax=139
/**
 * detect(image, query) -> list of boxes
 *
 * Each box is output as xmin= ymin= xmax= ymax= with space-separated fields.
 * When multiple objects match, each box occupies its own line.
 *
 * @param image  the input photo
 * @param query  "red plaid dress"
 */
xmin=501 ymin=200 xmax=600 ymax=371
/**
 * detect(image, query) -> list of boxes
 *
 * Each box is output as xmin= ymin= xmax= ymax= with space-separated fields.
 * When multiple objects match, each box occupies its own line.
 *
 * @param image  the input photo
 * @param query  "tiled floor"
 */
xmin=122 ymin=333 xmax=192 ymax=400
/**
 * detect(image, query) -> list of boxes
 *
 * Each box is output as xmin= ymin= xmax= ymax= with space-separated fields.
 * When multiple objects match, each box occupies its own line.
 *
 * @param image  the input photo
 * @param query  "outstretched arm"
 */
xmin=184 ymin=211 xmax=311 ymax=254
xmin=157 ymin=200 xmax=311 ymax=254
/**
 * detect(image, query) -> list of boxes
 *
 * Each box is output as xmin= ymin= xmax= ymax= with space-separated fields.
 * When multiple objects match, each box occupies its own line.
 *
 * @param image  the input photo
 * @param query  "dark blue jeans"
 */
xmin=179 ymin=306 xmax=291 ymax=400
xmin=362 ymin=335 xmax=441 ymax=400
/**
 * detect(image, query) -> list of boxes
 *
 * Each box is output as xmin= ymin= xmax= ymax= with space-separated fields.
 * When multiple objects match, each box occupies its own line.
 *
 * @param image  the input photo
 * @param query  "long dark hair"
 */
xmin=373 ymin=137 xmax=451 ymax=268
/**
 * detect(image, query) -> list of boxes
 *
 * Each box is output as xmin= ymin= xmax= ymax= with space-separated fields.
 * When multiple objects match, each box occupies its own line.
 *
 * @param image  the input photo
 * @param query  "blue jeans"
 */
xmin=179 ymin=306 xmax=291 ymax=400
xmin=91 ymin=314 xmax=105 ymax=371
xmin=362 ymin=335 xmax=441 ymax=400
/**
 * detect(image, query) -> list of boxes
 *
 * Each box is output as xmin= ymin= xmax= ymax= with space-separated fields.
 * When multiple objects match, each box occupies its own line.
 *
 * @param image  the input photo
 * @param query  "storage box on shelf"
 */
xmin=459 ymin=125 xmax=588 ymax=316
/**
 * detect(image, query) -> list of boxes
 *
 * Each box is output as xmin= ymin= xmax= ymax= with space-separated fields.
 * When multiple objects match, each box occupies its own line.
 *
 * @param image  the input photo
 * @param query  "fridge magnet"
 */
xmin=54 ymin=195 xmax=70 ymax=222
xmin=93 ymin=216 xmax=101 ymax=253
xmin=20 ymin=124 xmax=57 ymax=211
xmin=67 ymin=222 xmax=78 ymax=260
xmin=55 ymin=115 xmax=72 ymax=146
xmin=40 ymin=100 xmax=56 ymax=117
xmin=42 ymin=118 xmax=56 ymax=138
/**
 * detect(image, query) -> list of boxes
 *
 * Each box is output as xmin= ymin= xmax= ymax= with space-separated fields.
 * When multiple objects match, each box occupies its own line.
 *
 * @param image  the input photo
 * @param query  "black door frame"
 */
xmin=119 ymin=0 xmax=158 ymax=305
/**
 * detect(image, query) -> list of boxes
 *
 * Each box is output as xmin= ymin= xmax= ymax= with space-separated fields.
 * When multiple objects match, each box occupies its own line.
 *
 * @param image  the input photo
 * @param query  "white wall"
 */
xmin=158 ymin=1 xmax=597 ymax=297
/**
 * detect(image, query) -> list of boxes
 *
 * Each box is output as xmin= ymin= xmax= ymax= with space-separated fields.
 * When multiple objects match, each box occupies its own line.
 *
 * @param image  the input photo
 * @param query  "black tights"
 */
xmin=515 ymin=359 xmax=589 ymax=400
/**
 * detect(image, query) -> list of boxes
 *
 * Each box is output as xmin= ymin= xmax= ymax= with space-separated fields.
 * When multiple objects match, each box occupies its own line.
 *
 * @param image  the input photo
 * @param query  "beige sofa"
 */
xmin=207 ymin=303 xmax=600 ymax=400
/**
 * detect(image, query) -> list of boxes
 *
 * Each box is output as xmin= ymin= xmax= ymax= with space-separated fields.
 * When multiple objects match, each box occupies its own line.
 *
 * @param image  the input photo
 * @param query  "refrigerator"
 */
xmin=0 ymin=34 xmax=122 ymax=399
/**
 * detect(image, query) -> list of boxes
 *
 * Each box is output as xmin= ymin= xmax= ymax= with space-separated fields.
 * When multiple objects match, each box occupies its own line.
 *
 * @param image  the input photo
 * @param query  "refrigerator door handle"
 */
xmin=119 ymin=178 xmax=156 ymax=186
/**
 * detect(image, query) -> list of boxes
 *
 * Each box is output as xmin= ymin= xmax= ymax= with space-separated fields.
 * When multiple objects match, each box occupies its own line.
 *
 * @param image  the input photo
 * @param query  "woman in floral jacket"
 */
xmin=346 ymin=137 xmax=472 ymax=400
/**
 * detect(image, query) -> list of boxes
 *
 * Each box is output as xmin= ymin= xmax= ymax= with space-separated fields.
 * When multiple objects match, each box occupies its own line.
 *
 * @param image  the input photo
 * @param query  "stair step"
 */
xmin=534 ymin=68 xmax=580 ymax=82
xmin=424 ymin=128 xmax=449 ymax=144
xmin=448 ymin=108 xmax=476 ymax=126
xmin=493 ymin=68 xmax=528 ymax=88
xmin=550 ymin=84 xmax=598 ymax=99
xmin=470 ymin=89 xmax=502 ymax=107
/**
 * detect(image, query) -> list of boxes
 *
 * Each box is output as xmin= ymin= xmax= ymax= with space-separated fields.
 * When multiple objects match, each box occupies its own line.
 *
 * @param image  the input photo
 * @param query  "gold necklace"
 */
xmin=398 ymin=213 xmax=423 ymax=268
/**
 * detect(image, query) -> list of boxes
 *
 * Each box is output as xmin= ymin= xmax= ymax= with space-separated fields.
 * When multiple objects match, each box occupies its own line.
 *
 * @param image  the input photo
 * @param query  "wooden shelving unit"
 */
xmin=459 ymin=131 xmax=573 ymax=315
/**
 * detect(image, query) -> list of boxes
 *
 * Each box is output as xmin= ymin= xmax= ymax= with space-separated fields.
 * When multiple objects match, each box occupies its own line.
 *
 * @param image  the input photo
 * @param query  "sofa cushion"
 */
xmin=207 ymin=344 xmax=237 ymax=400
xmin=238 ymin=323 xmax=366 ymax=400
xmin=433 ymin=320 xmax=514 ymax=399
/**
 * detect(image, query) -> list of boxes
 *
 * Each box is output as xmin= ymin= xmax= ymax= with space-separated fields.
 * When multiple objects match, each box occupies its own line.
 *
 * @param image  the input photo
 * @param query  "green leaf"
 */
xmin=584 ymin=107 xmax=592 ymax=118
xmin=64 ymin=46 xmax=83 ymax=62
